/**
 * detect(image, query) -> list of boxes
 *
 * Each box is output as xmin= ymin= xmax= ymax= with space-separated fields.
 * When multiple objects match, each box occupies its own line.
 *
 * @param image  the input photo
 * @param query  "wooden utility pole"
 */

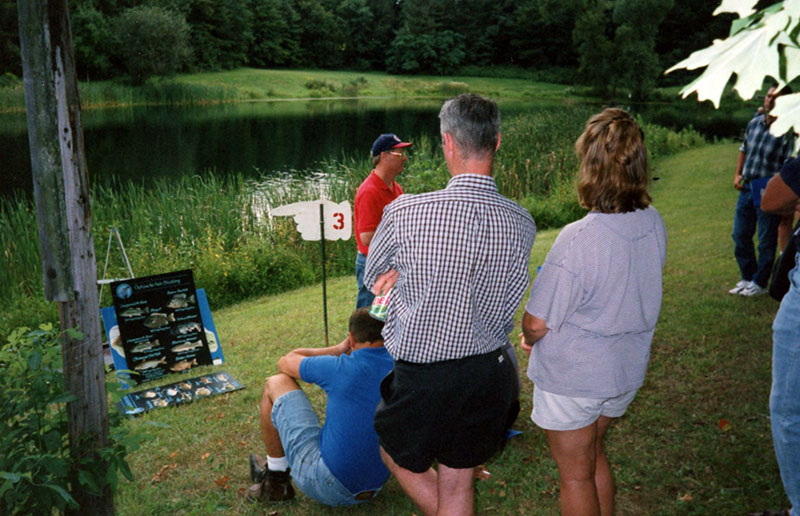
xmin=17 ymin=1 xmax=113 ymax=514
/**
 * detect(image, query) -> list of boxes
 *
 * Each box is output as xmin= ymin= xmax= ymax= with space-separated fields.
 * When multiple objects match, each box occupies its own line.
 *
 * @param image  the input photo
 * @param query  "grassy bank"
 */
xmin=0 ymin=112 xmax=705 ymax=337
xmin=109 ymin=143 xmax=787 ymax=515
xmin=0 ymin=68 xmax=579 ymax=113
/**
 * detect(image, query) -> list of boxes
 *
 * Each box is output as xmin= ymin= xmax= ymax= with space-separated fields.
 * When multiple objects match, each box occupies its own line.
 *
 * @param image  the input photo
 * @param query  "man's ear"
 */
xmin=442 ymin=132 xmax=454 ymax=156
xmin=495 ymin=133 xmax=501 ymax=152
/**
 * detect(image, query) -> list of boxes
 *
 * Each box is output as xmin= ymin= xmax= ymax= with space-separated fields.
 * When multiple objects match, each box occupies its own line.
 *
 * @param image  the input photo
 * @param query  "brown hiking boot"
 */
xmin=260 ymin=469 xmax=295 ymax=502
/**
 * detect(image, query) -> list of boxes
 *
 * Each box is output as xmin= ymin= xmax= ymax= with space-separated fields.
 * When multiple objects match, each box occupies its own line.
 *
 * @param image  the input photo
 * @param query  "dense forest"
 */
xmin=0 ymin=0 xmax=769 ymax=98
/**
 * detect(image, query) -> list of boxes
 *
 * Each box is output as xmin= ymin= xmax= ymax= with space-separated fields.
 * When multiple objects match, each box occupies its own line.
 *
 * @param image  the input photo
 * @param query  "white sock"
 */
xmin=266 ymin=454 xmax=289 ymax=472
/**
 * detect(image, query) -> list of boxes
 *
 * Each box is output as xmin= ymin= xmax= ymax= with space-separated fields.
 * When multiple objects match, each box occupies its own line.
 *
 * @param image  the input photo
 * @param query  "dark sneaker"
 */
xmin=249 ymin=454 xmax=266 ymax=484
xmin=261 ymin=469 xmax=295 ymax=502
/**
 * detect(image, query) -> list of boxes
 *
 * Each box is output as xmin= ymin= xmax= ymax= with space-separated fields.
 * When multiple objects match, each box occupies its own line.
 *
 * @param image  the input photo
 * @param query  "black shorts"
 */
xmin=374 ymin=348 xmax=516 ymax=473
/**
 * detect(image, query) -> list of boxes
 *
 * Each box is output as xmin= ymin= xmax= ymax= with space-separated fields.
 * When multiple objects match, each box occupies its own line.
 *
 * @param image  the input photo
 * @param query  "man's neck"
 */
xmin=352 ymin=341 xmax=384 ymax=351
xmin=373 ymin=167 xmax=396 ymax=188
xmin=449 ymin=159 xmax=494 ymax=177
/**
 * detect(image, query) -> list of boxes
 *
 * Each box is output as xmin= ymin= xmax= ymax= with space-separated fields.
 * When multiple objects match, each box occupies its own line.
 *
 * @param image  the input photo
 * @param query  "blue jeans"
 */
xmin=355 ymin=252 xmax=375 ymax=309
xmin=272 ymin=390 xmax=377 ymax=506
xmin=771 ymin=254 xmax=800 ymax=511
xmin=732 ymin=188 xmax=781 ymax=288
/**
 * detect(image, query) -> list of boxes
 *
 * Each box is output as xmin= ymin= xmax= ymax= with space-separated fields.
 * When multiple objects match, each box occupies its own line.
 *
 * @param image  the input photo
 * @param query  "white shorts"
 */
xmin=531 ymin=385 xmax=639 ymax=431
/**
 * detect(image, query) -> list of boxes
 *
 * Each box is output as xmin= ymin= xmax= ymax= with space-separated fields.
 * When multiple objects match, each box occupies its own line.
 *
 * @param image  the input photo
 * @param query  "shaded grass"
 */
xmin=112 ymin=143 xmax=787 ymax=514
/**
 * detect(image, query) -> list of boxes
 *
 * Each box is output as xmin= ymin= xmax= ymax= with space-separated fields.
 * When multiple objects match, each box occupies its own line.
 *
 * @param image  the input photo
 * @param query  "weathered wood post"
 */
xmin=17 ymin=1 xmax=113 ymax=514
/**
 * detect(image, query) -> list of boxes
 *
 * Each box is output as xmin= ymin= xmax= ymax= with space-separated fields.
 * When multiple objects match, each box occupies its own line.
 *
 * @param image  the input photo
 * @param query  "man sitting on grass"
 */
xmin=246 ymin=308 xmax=393 ymax=506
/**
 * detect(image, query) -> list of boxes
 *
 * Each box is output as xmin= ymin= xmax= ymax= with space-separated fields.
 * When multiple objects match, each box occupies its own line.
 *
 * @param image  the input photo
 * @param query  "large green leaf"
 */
xmin=770 ymin=92 xmax=800 ymax=153
xmin=667 ymin=5 xmax=800 ymax=107
xmin=713 ymin=0 xmax=758 ymax=18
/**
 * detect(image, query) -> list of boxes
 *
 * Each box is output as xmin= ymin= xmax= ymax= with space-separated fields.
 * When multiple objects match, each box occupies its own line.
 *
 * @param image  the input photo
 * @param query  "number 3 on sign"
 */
xmin=332 ymin=212 xmax=345 ymax=230
xmin=270 ymin=200 xmax=352 ymax=241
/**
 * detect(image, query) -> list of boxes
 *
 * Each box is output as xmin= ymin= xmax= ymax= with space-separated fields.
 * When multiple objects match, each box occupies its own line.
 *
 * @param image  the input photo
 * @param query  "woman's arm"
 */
xmin=520 ymin=311 xmax=548 ymax=355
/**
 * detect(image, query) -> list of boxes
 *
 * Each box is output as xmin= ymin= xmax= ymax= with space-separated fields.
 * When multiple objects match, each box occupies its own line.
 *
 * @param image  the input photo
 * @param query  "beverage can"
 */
xmin=368 ymin=288 xmax=392 ymax=321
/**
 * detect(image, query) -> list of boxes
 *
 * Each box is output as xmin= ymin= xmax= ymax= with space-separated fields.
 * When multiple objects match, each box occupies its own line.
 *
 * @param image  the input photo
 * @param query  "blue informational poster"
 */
xmin=101 ymin=287 xmax=224 ymax=387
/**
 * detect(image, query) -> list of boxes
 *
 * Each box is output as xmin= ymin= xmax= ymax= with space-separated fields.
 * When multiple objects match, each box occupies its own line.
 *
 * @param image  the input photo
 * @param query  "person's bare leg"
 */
xmin=380 ymin=447 xmax=439 ymax=516
xmin=546 ymin=422 xmax=600 ymax=516
xmin=259 ymin=373 xmax=301 ymax=458
xmin=436 ymin=463 xmax=475 ymax=516
xmin=779 ymin=213 xmax=795 ymax=251
xmin=593 ymin=416 xmax=615 ymax=516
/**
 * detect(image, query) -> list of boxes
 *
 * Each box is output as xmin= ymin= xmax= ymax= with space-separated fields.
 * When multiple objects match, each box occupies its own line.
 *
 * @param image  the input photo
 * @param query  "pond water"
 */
xmin=0 ymin=96 xmax=752 ymax=198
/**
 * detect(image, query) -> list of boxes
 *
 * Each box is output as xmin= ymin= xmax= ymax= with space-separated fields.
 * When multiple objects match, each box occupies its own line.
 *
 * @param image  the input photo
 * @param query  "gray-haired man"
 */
xmin=364 ymin=94 xmax=536 ymax=516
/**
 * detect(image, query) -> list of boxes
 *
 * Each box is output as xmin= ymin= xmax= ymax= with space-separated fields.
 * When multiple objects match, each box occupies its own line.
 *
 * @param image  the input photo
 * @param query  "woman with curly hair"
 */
xmin=520 ymin=108 xmax=667 ymax=515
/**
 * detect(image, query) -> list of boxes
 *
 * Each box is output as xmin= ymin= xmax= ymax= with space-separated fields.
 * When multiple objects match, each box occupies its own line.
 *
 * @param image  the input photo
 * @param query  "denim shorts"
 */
xmin=272 ymin=390 xmax=377 ymax=506
xmin=531 ymin=386 xmax=638 ymax=431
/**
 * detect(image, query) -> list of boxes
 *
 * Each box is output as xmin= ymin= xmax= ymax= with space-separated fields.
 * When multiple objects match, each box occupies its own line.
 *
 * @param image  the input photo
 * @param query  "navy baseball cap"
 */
xmin=371 ymin=133 xmax=413 ymax=157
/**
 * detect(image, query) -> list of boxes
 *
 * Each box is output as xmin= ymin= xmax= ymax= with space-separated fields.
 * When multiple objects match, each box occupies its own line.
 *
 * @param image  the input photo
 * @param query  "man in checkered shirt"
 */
xmin=729 ymin=84 xmax=796 ymax=297
xmin=364 ymin=94 xmax=536 ymax=516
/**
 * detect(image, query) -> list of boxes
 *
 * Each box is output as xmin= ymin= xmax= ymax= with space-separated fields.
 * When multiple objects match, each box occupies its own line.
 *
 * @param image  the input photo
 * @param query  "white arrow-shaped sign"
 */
xmin=270 ymin=200 xmax=352 ymax=241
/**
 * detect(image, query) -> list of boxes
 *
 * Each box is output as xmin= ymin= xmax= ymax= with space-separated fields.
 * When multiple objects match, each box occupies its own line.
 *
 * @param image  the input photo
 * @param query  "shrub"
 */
xmin=0 ymin=325 xmax=137 ymax=515
xmin=0 ymin=72 xmax=20 ymax=88
xmin=113 ymin=6 xmax=192 ymax=85
xmin=305 ymin=78 xmax=337 ymax=97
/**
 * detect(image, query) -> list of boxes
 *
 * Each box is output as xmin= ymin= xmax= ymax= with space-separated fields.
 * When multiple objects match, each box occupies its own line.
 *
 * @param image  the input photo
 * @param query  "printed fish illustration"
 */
xmin=171 ymin=340 xmax=203 ymax=353
xmin=153 ymin=399 xmax=168 ymax=407
xmin=172 ymin=321 xmax=201 ymax=335
xmin=195 ymin=387 xmax=211 ymax=396
xmin=170 ymin=358 xmax=197 ymax=372
xmin=143 ymin=312 xmax=175 ymax=329
xmin=143 ymin=391 xmax=157 ymax=399
xmin=119 ymin=306 xmax=148 ymax=318
xmin=130 ymin=338 xmax=161 ymax=354
xmin=179 ymin=382 xmax=192 ymax=391
xmin=166 ymin=388 xmax=178 ymax=396
xmin=167 ymin=293 xmax=195 ymax=309
xmin=134 ymin=357 xmax=166 ymax=371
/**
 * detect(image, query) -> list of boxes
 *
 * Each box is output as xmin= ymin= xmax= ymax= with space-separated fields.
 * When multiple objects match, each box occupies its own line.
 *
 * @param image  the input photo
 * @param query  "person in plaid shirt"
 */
xmin=729 ymin=84 xmax=796 ymax=297
xmin=364 ymin=94 xmax=536 ymax=516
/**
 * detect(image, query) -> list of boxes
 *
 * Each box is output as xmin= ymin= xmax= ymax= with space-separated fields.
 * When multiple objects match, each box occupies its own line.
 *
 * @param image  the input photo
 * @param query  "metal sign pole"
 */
xmin=319 ymin=202 xmax=329 ymax=346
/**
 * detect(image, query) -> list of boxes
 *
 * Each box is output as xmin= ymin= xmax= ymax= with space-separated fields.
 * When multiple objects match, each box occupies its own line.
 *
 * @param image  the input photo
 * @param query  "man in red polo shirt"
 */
xmin=354 ymin=133 xmax=412 ymax=308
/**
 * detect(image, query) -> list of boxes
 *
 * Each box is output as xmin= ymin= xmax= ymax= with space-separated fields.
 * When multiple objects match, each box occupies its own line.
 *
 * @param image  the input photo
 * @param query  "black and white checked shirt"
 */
xmin=364 ymin=174 xmax=536 ymax=363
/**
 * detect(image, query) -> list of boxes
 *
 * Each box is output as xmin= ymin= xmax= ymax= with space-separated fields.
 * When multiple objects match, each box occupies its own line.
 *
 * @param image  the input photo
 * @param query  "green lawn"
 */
xmin=114 ymin=143 xmax=787 ymax=515
xmin=169 ymin=68 xmax=574 ymax=101
xmin=0 ymin=68 xmax=580 ymax=113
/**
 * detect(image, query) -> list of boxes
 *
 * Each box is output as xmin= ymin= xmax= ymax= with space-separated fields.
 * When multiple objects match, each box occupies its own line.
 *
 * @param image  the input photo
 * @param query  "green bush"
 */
xmin=519 ymin=178 xmax=587 ymax=230
xmin=305 ymin=78 xmax=337 ymax=97
xmin=0 ymin=325 xmax=136 ymax=515
xmin=0 ymin=72 xmax=20 ymax=88
xmin=113 ymin=6 xmax=192 ymax=85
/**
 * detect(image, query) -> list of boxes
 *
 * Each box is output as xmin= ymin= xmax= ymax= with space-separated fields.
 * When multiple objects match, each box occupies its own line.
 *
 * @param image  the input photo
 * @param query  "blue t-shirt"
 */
xmin=299 ymin=347 xmax=393 ymax=493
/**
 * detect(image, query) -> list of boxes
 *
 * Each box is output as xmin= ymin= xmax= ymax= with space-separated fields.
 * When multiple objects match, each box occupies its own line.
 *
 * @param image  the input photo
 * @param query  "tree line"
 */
xmin=0 ymin=0 xmax=739 ymax=98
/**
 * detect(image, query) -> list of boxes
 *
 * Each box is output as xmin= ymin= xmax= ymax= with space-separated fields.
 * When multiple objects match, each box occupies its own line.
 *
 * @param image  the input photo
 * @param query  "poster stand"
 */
xmin=98 ymin=227 xmax=135 ymax=298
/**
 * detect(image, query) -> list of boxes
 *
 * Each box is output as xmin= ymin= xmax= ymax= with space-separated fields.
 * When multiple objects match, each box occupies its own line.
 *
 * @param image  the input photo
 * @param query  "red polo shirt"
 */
xmin=354 ymin=170 xmax=403 ymax=255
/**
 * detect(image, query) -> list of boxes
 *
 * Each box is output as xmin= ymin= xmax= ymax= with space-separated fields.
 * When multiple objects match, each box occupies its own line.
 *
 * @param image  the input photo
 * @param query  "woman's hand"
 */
xmin=518 ymin=332 xmax=533 ymax=356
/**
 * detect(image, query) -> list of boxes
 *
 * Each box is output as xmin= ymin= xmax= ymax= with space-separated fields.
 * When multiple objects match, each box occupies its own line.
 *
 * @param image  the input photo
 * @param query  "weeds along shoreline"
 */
xmin=0 ymin=110 xmax=706 ymax=336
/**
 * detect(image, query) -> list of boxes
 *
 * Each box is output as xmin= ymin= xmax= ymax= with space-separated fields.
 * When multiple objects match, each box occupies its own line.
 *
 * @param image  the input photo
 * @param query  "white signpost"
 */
xmin=271 ymin=199 xmax=352 ymax=344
